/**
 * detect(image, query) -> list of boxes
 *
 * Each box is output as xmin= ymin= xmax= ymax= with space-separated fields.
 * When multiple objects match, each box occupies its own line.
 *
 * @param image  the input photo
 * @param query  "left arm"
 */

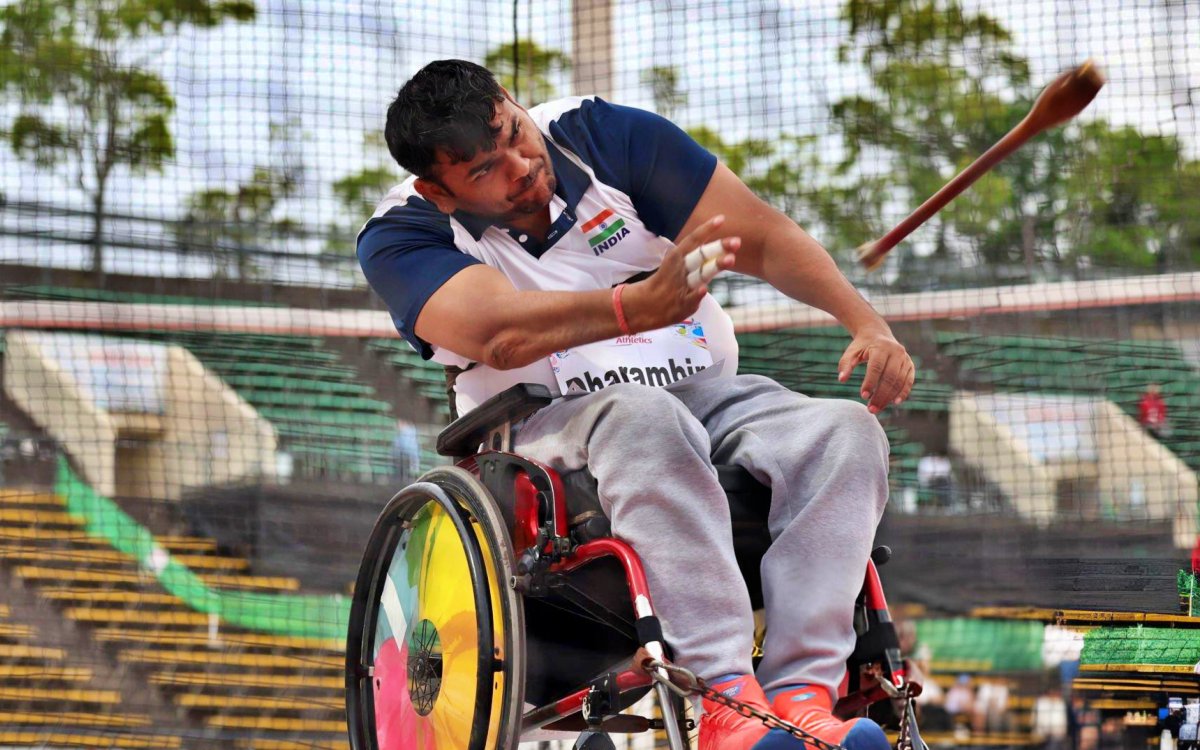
xmin=676 ymin=162 xmax=915 ymax=413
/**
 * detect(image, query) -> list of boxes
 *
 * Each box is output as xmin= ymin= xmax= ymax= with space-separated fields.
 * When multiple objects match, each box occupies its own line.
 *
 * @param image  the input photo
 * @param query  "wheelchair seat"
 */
xmin=434 ymin=385 xmax=775 ymax=706
xmin=436 ymin=384 xmax=773 ymax=594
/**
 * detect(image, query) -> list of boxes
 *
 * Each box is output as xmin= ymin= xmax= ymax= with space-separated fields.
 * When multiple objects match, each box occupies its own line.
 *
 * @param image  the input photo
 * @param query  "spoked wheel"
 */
xmin=347 ymin=467 xmax=525 ymax=750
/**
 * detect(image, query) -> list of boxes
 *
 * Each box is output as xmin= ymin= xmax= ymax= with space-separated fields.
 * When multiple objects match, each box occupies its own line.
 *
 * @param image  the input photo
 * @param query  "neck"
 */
xmin=504 ymin=205 xmax=552 ymax=241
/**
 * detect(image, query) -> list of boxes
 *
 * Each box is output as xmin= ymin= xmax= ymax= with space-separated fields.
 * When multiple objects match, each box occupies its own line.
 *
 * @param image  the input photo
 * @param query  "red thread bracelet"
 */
xmin=612 ymin=283 xmax=633 ymax=336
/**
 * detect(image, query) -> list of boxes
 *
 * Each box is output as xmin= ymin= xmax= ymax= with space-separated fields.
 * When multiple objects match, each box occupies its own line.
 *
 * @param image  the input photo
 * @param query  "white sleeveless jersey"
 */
xmin=358 ymin=96 xmax=738 ymax=415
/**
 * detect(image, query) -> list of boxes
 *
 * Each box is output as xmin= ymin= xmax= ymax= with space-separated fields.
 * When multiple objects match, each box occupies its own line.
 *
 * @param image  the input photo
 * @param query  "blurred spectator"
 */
xmin=1182 ymin=699 xmax=1199 ymax=748
xmin=1033 ymin=688 xmax=1069 ymax=750
xmin=1075 ymin=695 xmax=1101 ymax=750
xmin=1163 ymin=703 xmax=1185 ymax=750
xmin=945 ymin=674 xmax=975 ymax=732
xmin=893 ymin=619 xmax=950 ymax=730
xmin=392 ymin=419 xmax=421 ymax=482
xmin=973 ymin=679 xmax=1010 ymax=734
xmin=917 ymin=454 xmax=953 ymax=509
xmin=1138 ymin=383 xmax=1171 ymax=438
xmin=275 ymin=450 xmax=294 ymax=484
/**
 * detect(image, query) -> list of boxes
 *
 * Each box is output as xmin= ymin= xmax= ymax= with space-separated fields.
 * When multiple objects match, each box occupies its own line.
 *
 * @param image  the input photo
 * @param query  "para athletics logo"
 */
xmin=581 ymin=208 xmax=630 ymax=256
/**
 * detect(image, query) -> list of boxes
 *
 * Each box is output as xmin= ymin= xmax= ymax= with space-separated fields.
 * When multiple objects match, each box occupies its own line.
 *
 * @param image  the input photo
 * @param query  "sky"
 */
xmin=1 ymin=0 xmax=1196 ymax=284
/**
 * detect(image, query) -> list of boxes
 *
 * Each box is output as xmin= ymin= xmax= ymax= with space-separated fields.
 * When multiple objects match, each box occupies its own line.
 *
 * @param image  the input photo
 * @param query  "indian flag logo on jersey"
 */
xmin=581 ymin=208 xmax=630 ymax=256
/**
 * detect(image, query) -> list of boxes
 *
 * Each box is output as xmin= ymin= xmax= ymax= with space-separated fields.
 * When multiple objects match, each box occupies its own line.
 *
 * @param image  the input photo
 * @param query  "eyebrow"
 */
xmin=466 ymin=117 xmax=519 ymax=178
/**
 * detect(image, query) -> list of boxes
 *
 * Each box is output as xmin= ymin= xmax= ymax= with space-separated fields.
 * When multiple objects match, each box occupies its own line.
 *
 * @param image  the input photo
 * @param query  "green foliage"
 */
xmin=828 ymin=0 xmax=1199 ymax=278
xmin=333 ymin=168 xmax=398 ymax=217
xmin=830 ymin=0 xmax=1057 ymax=277
xmin=175 ymin=165 xmax=299 ymax=280
xmin=641 ymin=65 xmax=687 ymax=120
xmin=0 ymin=0 xmax=256 ymax=272
xmin=684 ymin=125 xmax=880 ymax=261
xmin=326 ymin=132 xmax=403 ymax=258
xmin=1064 ymin=123 xmax=1200 ymax=269
xmin=484 ymin=39 xmax=570 ymax=106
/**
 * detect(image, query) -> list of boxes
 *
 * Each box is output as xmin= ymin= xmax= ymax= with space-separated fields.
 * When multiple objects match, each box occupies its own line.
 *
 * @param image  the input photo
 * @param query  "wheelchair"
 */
xmin=346 ymin=384 xmax=922 ymax=750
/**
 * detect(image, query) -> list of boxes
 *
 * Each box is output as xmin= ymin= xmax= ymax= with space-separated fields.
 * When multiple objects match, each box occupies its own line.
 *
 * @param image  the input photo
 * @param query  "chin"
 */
xmin=512 ymin=185 xmax=553 ymax=215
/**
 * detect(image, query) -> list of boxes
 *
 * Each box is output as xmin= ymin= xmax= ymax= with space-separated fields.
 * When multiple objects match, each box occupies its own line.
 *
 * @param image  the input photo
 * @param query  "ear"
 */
xmin=414 ymin=177 xmax=455 ymax=214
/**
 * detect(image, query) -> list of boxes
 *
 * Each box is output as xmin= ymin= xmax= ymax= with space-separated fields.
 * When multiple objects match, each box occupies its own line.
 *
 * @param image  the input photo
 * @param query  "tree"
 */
xmin=831 ymin=0 xmax=1059 ymax=281
xmin=175 ymin=164 xmax=300 ymax=280
xmin=0 ymin=0 xmax=255 ymax=276
xmin=641 ymin=65 xmax=687 ymax=120
xmin=685 ymin=125 xmax=876 ymax=264
xmin=1063 ymin=124 xmax=1200 ymax=270
xmin=327 ymin=132 xmax=403 ymax=255
xmin=484 ymin=40 xmax=570 ymax=106
xmin=830 ymin=0 xmax=1200 ymax=281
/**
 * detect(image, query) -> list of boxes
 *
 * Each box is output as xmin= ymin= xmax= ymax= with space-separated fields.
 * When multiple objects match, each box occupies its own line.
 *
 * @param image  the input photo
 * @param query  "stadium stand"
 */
xmin=0 ymin=486 xmax=348 ymax=749
xmin=940 ymin=332 xmax=1200 ymax=472
xmin=2 ymin=285 xmax=406 ymax=482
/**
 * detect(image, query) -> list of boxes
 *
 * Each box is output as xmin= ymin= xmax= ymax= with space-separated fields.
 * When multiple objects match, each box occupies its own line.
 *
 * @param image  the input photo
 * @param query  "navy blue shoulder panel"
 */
xmin=356 ymin=196 xmax=481 ymax=359
xmin=547 ymin=98 xmax=717 ymax=240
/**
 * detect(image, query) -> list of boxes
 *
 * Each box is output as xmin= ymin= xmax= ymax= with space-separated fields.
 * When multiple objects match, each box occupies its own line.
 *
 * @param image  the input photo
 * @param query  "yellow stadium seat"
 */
xmin=176 ymin=693 xmax=343 ymax=711
xmin=149 ymin=672 xmax=343 ymax=690
xmin=119 ymin=649 xmax=343 ymax=670
xmin=207 ymin=715 xmax=346 ymax=732
xmin=0 ymin=710 xmax=150 ymax=728
xmin=0 ymin=730 xmax=180 ymax=749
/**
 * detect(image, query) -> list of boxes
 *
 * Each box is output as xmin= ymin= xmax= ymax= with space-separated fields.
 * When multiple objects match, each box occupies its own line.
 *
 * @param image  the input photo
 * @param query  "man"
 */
xmin=1138 ymin=383 xmax=1169 ymax=438
xmin=359 ymin=59 xmax=915 ymax=750
xmin=390 ymin=418 xmax=420 ymax=481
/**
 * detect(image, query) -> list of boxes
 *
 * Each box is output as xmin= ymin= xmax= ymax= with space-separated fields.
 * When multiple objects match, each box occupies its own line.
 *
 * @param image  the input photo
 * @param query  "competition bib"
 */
xmin=550 ymin=317 xmax=715 ymax=396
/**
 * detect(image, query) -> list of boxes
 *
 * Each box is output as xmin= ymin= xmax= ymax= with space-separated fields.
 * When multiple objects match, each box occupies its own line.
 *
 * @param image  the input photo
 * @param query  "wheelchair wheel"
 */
xmin=346 ymin=467 xmax=525 ymax=750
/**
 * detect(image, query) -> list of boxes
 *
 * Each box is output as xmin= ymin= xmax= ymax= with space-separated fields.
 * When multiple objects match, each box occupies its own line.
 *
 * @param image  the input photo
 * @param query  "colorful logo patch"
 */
xmin=672 ymin=318 xmax=709 ymax=350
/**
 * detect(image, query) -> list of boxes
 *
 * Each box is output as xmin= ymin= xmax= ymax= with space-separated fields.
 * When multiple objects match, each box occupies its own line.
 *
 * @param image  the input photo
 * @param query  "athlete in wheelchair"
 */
xmin=347 ymin=60 xmax=922 ymax=750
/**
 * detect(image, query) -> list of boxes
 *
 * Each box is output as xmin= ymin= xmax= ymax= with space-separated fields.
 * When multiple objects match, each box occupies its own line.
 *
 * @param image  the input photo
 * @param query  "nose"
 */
xmin=507 ymin=151 xmax=533 ymax=182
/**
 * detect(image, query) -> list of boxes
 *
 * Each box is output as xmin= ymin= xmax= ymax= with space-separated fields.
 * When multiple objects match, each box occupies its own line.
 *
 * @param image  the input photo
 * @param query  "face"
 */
xmin=419 ymin=96 xmax=557 ymax=222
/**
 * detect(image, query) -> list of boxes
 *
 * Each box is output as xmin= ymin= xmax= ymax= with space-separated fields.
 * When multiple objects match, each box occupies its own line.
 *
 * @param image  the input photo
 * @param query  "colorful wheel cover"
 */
xmin=370 ymin=499 xmax=483 ymax=749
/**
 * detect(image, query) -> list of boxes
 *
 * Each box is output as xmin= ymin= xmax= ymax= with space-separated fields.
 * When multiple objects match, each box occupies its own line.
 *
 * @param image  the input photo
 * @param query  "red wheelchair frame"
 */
xmin=345 ymin=384 xmax=921 ymax=750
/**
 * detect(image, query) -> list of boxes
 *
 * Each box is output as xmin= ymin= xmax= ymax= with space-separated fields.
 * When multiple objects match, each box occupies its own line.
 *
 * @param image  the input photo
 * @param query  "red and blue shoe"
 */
xmin=698 ymin=675 xmax=816 ymax=750
xmin=769 ymin=684 xmax=890 ymax=750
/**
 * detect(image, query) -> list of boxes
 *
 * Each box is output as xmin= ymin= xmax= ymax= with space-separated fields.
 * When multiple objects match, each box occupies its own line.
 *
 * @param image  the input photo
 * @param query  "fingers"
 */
xmin=895 ymin=360 xmax=916 ymax=406
xmin=686 ymin=238 xmax=729 ymax=288
xmin=859 ymin=351 xmax=890 ymax=413
xmin=838 ymin=345 xmax=864 ymax=383
xmin=676 ymin=214 xmax=727 ymax=255
xmin=685 ymin=237 xmax=739 ymax=289
xmin=870 ymin=364 xmax=906 ymax=413
xmin=864 ymin=354 xmax=916 ymax=413
xmin=684 ymin=240 xmax=720 ymax=273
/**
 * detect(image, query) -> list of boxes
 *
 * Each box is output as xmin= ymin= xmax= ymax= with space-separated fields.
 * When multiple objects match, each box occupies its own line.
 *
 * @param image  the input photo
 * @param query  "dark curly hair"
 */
xmin=384 ymin=60 xmax=505 ymax=180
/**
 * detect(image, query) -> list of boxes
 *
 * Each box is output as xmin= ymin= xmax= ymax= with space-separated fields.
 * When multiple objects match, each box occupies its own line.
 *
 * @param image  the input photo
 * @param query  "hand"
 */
xmin=837 ymin=326 xmax=915 ymax=414
xmin=623 ymin=214 xmax=739 ymax=331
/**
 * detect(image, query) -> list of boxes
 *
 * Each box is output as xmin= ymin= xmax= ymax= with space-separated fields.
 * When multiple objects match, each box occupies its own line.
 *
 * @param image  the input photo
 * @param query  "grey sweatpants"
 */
xmin=512 ymin=373 xmax=890 ymax=699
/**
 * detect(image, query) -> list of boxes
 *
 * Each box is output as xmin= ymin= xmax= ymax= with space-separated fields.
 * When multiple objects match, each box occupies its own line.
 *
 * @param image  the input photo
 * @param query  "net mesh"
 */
xmin=0 ymin=0 xmax=1198 ymax=748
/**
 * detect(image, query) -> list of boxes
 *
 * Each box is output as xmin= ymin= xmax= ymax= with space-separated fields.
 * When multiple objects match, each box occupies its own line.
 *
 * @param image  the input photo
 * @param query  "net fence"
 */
xmin=0 ymin=0 xmax=1198 ymax=748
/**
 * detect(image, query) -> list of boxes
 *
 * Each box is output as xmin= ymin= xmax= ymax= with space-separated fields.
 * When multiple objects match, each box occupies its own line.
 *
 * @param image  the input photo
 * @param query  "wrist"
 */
xmin=612 ymin=284 xmax=633 ymax=336
xmin=619 ymin=282 xmax=652 ymax=333
xmin=847 ymin=316 xmax=893 ymax=340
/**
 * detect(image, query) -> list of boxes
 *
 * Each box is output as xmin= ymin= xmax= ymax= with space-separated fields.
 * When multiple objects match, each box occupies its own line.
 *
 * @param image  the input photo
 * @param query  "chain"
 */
xmin=644 ymin=659 xmax=848 ymax=750
xmin=896 ymin=695 xmax=912 ymax=750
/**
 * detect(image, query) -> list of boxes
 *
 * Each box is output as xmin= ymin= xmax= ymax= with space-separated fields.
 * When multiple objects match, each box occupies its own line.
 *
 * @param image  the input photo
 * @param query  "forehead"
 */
xmin=431 ymin=99 xmax=517 ymax=173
